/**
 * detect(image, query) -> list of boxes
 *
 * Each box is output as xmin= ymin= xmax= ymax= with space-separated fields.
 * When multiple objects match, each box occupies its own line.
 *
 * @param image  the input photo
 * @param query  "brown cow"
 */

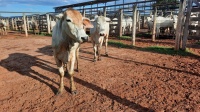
xmin=52 ymin=8 xmax=93 ymax=94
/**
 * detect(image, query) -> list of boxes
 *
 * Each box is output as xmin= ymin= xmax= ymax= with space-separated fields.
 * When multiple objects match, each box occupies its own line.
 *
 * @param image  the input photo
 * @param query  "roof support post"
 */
xmin=152 ymin=6 xmax=157 ymax=42
xmin=118 ymin=9 xmax=123 ymax=37
xmin=175 ymin=0 xmax=187 ymax=50
xmin=182 ymin=0 xmax=193 ymax=50
xmin=132 ymin=4 xmax=137 ymax=46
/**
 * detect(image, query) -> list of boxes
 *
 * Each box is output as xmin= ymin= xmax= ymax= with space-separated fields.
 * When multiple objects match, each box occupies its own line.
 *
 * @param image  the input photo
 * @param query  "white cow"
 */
xmin=90 ymin=15 xmax=110 ymax=61
xmin=52 ymin=8 xmax=93 ymax=94
xmin=122 ymin=17 xmax=133 ymax=34
xmin=110 ymin=17 xmax=133 ymax=35
xmin=0 ymin=20 xmax=7 ymax=35
xmin=146 ymin=15 xmax=178 ymax=37
xmin=190 ymin=13 xmax=199 ymax=35
xmin=50 ymin=21 xmax=56 ymax=31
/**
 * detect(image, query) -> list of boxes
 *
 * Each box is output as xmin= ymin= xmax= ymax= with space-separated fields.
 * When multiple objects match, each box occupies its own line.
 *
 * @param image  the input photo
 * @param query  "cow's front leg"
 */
xmin=55 ymin=59 xmax=65 ymax=95
xmin=76 ymin=47 xmax=80 ymax=72
xmin=68 ymin=52 xmax=77 ymax=94
xmin=93 ymin=44 xmax=97 ymax=62
xmin=104 ymin=36 xmax=108 ymax=56
xmin=98 ymin=37 xmax=104 ymax=61
xmin=97 ymin=45 xmax=101 ymax=61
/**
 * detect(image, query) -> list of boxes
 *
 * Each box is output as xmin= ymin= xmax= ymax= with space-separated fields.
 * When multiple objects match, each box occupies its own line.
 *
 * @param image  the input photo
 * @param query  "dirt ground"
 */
xmin=0 ymin=31 xmax=200 ymax=112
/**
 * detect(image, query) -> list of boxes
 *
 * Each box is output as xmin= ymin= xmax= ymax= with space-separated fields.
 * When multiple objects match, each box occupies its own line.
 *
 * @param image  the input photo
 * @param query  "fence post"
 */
xmin=137 ymin=10 xmax=140 ymax=31
xmin=11 ymin=18 xmax=14 ymax=30
xmin=103 ymin=7 xmax=106 ymax=17
xmin=175 ymin=0 xmax=187 ymax=50
xmin=118 ymin=9 xmax=123 ymax=37
xmin=152 ymin=6 xmax=157 ymax=42
xmin=15 ymin=18 xmax=18 ymax=30
xmin=182 ymin=0 xmax=193 ymax=50
xmin=46 ymin=14 xmax=51 ymax=34
xmin=132 ymin=4 xmax=137 ymax=46
xmin=23 ymin=13 xmax=28 ymax=37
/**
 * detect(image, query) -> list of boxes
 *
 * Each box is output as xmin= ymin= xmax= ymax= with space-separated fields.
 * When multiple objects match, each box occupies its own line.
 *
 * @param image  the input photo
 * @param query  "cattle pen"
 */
xmin=1 ymin=0 xmax=199 ymax=49
xmin=0 ymin=0 xmax=200 ymax=112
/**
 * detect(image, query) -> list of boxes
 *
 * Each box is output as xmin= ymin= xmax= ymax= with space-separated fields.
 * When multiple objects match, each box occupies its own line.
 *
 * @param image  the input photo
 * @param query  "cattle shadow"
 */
xmin=33 ymin=46 xmax=154 ymax=111
xmin=0 ymin=53 xmax=70 ymax=94
xmin=69 ymin=76 xmax=155 ymax=111
xmin=187 ymin=42 xmax=200 ymax=50
xmin=80 ymin=49 xmax=200 ymax=77
xmin=36 ymin=45 xmax=53 ymax=56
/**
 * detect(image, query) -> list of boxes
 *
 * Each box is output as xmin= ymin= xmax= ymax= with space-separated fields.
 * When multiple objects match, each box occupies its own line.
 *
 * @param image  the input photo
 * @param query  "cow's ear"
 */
xmin=83 ymin=18 xmax=94 ymax=28
xmin=105 ymin=17 xmax=111 ymax=22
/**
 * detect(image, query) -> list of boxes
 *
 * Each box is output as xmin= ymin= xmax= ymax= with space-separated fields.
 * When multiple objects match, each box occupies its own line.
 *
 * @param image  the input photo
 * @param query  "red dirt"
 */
xmin=0 ymin=31 xmax=200 ymax=112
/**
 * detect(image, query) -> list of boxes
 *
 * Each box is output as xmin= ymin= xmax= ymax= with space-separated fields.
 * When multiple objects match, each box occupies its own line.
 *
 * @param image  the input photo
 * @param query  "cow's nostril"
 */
xmin=100 ymin=33 xmax=105 ymax=36
xmin=81 ymin=37 xmax=88 ymax=42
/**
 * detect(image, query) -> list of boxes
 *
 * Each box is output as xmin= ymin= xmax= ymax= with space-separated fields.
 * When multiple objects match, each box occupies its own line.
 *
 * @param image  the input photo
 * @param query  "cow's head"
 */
xmin=171 ymin=15 xmax=178 ymax=29
xmin=94 ymin=16 xmax=110 ymax=36
xmin=61 ymin=8 xmax=93 ymax=43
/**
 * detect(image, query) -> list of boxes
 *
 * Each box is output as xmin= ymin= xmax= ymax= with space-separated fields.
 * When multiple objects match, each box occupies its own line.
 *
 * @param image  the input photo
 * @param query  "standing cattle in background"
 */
xmin=50 ymin=21 xmax=56 ymax=31
xmin=30 ymin=20 xmax=39 ymax=34
xmin=90 ymin=15 xmax=110 ymax=62
xmin=146 ymin=15 xmax=178 ymax=37
xmin=122 ymin=17 xmax=133 ymax=35
xmin=52 ymin=8 xmax=93 ymax=94
xmin=0 ymin=20 xmax=7 ymax=35
xmin=110 ymin=17 xmax=133 ymax=35
xmin=189 ymin=13 xmax=199 ymax=35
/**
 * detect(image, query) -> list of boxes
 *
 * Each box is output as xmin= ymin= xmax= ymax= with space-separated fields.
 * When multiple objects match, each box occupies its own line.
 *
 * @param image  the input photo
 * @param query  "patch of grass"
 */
xmin=117 ymin=36 xmax=132 ymax=40
xmin=108 ymin=40 xmax=133 ymax=48
xmin=140 ymin=46 xmax=194 ymax=56
xmin=196 ymin=41 xmax=200 ymax=45
xmin=39 ymin=32 xmax=52 ymax=37
xmin=117 ymin=33 xmax=152 ymax=40
xmin=108 ymin=40 xmax=196 ymax=57
xmin=136 ymin=32 xmax=151 ymax=37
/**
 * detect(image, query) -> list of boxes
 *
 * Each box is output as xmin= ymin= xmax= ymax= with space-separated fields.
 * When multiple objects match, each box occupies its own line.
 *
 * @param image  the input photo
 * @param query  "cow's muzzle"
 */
xmin=100 ymin=33 xmax=105 ymax=36
xmin=81 ymin=36 xmax=89 ymax=42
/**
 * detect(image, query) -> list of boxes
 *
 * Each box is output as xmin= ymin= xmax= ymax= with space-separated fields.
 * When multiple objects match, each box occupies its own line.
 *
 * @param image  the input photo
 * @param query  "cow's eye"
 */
xmin=66 ymin=19 xmax=71 ymax=22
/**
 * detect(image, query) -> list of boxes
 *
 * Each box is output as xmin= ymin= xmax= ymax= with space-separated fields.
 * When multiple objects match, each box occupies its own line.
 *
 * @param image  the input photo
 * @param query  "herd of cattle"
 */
xmin=0 ymin=8 xmax=199 ymax=94
xmin=1 ymin=11 xmax=199 ymax=38
xmin=51 ymin=8 xmax=200 ymax=94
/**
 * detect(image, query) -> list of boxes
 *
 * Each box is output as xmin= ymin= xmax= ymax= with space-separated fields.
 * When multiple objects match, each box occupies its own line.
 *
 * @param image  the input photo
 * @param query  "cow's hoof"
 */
xmin=93 ymin=59 xmax=96 ymax=62
xmin=75 ymin=69 xmax=79 ymax=72
xmin=56 ymin=90 xmax=62 ymax=95
xmin=71 ymin=90 xmax=78 ymax=95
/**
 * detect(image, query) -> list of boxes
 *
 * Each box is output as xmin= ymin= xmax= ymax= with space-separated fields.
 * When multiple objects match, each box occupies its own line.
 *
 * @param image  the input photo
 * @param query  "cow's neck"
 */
xmin=62 ymin=31 xmax=77 ymax=50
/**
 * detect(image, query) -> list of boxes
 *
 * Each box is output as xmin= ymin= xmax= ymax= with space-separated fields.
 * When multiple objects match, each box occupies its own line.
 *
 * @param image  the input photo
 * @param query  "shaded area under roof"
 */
xmin=54 ymin=0 xmax=118 ymax=9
